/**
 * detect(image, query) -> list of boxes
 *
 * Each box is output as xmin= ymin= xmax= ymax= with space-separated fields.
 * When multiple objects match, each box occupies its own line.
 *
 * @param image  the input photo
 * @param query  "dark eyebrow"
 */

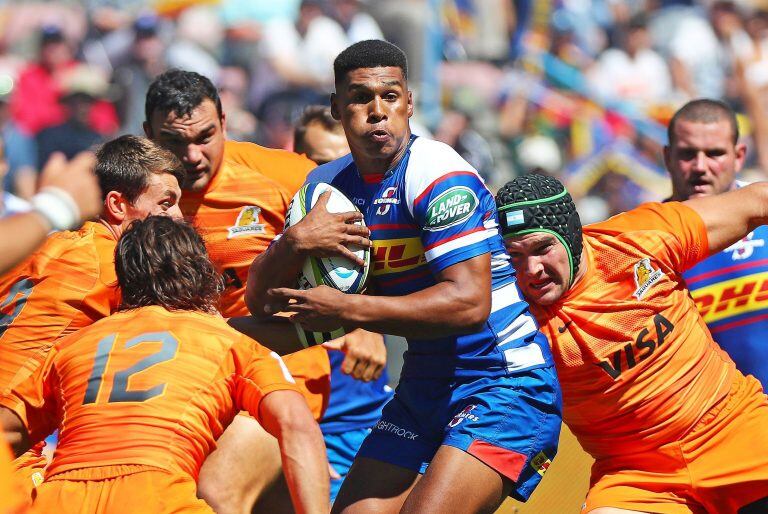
xmin=158 ymin=123 xmax=216 ymax=139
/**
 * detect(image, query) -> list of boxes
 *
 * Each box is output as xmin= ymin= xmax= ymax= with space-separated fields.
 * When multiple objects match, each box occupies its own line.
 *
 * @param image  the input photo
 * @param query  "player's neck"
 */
xmin=353 ymin=133 xmax=411 ymax=177
xmin=98 ymin=216 xmax=122 ymax=240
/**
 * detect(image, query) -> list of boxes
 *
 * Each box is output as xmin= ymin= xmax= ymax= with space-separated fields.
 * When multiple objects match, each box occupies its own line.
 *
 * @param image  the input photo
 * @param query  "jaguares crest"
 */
xmin=228 ymin=206 xmax=266 ymax=238
xmin=632 ymin=258 xmax=663 ymax=299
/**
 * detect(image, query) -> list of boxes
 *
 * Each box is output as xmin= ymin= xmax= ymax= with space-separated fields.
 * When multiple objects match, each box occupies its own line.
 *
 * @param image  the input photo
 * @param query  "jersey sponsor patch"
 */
xmin=424 ymin=186 xmax=478 ymax=231
xmin=371 ymin=237 xmax=426 ymax=275
xmin=691 ymin=272 xmax=768 ymax=323
xmin=227 ymin=206 xmax=266 ymax=238
xmin=633 ymin=258 xmax=663 ymax=299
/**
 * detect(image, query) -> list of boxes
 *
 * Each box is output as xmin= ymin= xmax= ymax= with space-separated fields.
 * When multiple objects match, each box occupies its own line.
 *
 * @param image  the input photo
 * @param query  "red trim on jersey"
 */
xmin=685 ymin=259 xmax=768 ymax=285
xmin=362 ymin=173 xmax=385 ymax=184
xmin=412 ymin=171 xmax=477 ymax=208
xmin=368 ymin=224 xmax=418 ymax=232
xmin=423 ymin=227 xmax=486 ymax=252
xmin=710 ymin=312 xmax=768 ymax=333
xmin=467 ymin=440 xmax=527 ymax=482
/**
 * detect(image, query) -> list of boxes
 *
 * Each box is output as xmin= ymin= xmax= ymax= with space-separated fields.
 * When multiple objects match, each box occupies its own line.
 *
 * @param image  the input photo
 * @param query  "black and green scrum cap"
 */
xmin=495 ymin=174 xmax=583 ymax=285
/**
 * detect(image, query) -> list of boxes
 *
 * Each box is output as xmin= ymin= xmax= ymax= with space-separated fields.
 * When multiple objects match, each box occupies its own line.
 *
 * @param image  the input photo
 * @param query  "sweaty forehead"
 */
xmin=504 ymin=231 xmax=557 ymax=249
xmin=150 ymin=101 xmax=220 ymax=136
xmin=671 ymin=120 xmax=733 ymax=148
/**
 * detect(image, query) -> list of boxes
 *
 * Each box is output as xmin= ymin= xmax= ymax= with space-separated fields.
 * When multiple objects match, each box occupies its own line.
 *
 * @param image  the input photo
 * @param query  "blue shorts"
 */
xmin=325 ymin=428 xmax=371 ymax=502
xmin=356 ymin=366 xmax=562 ymax=501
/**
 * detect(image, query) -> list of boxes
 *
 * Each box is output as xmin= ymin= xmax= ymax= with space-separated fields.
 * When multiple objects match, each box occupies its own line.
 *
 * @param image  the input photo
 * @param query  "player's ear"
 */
xmin=220 ymin=112 xmax=227 ymax=138
xmin=407 ymin=90 xmax=414 ymax=118
xmin=104 ymin=191 xmax=128 ymax=223
xmin=330 ymin=94 xmax=340 ymax=120
xmin=735 ymin=142 xmax=747 ymax=171
xmin=142 ymin=121 xmax=153 ymax=138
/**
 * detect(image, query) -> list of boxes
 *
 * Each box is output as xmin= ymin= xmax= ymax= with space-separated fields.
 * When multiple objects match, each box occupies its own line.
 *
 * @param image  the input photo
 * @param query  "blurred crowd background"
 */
xmin=2 ymin=0 xmax=768 ymax=224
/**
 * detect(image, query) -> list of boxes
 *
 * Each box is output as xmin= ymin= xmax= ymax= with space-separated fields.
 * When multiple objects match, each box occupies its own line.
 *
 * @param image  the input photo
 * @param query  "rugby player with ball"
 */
xmin=246 ymin=40 xmax=562 ymax=514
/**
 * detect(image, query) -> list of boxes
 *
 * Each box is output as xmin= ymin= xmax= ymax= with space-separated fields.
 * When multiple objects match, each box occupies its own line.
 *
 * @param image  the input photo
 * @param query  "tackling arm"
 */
xmin=258 ymin=390 xmax=329 ymax=514
xmin=684 ymin=182 xmax=768 ymax=254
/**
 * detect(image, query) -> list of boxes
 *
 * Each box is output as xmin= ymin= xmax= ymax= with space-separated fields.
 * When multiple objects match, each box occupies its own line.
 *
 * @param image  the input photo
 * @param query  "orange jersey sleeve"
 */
xmin=0 ymin=222 xmax=119 ymax=401
xmin=534 ymin=202 xmax=735 ymax=460
xmin=0 ymin=306 xmax=300 ymax=480
xmin=181 ymin=160 xmax=291 ymax=318
xmin=224 ymin=140 xmax=316 ymax=196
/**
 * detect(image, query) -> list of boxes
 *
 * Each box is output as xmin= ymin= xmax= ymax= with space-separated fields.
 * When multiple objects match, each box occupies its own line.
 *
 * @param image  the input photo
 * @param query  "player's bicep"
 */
xmin=684 ymin=183 xmax=768 ymax=255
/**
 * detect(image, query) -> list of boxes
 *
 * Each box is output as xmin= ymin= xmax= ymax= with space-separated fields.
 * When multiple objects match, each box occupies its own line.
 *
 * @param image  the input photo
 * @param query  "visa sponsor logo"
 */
xmin=371 ymin=237 xmax=426 ymax=275
xmin=691 ymin=272 xmax=768 ymax=323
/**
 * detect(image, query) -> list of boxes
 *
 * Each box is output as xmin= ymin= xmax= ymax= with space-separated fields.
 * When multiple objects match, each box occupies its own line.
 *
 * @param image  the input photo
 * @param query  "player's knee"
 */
xmin=197 ymin=473 xmax=250 ymax=514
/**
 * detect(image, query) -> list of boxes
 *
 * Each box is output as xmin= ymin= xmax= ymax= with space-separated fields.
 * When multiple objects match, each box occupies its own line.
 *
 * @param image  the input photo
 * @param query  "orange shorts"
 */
xmin=34 ymin=465 xmax=214 ymax=514
xmin=583 ymin=374 xmax=768 ymax=514
xmin=13 ymin=443 xmax=47 ymax=501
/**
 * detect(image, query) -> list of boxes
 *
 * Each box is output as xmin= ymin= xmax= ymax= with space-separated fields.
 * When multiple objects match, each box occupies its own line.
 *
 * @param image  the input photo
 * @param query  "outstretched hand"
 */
xmin=322 ymin=329 xmax=386 ymax=382
xmin=284 ymin=191 xmax=371 ymax=266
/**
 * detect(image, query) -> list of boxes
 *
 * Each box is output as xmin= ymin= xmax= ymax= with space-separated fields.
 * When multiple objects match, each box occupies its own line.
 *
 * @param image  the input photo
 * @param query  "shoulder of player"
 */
xmin=305 ymin=154 xmax=354 ymax=185
xmin=584 ymin=202 xmax=693 ymax=236
xmin=216 ymin=158 xmax=292 ymax=196
xmin=406 ymin=137 xmax=476 ymax=176
xmin=224 ymin=140 xmax=315 ymax=172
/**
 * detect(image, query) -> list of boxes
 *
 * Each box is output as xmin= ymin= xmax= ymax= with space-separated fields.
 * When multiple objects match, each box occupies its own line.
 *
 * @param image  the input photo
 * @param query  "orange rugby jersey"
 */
xmin=533 ymin=202 xmax=736 ymax=460
xmin=0 ymin=221 xmax=119 ymax=395
xmin=187 ymin=145 xmax=329 ymax=418
xmin=181 ymin=157 xmax=291 ymax=318
xmin=224 ymin=140 xmax=315 ymax=195
xmin=0 ymin=306 xmax=300 ymax=480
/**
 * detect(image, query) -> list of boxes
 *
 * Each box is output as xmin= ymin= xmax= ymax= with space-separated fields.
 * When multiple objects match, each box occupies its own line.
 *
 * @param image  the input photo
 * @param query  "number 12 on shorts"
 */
xmin=83 ymin=331 xmax=179 ymax=405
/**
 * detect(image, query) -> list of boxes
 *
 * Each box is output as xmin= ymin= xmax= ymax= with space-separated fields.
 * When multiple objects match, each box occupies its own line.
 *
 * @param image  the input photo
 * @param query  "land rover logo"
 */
xmin=424 ymin=186 xmax=478 ymax=231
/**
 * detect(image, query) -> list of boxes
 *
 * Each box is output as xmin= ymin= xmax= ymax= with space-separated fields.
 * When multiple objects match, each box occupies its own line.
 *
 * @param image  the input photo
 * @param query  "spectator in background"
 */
xmin=252 ymin=0 xmax=347 ymax=114
xmin=217 ymin=66 xmax=258 ymax=142
xmin=36 ymin=64 xmax=108 ymax=167
xmin=10 ymin=25 xmax=118 ymax=139
xmin=0 ymin=69 xmax=37 ymax=200
xmin=332 ymin=0 xmax=384 ymax=43
xmin=112 ymin=14 xmax=167 ymax=135
xmin=588 ymin=15 xmax=672 ymax=109
xmin=166 ymin=5 xmax=223 ymax=83
xmin=0 ymin=135 xmax=30 ymax=217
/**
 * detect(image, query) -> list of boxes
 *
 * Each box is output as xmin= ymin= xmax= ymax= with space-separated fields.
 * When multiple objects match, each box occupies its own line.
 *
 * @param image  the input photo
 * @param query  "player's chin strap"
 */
xmin=295 ymin=325 xmax=346 ymax=348
xmin=497 ymin=183 xmax=583 ymax=287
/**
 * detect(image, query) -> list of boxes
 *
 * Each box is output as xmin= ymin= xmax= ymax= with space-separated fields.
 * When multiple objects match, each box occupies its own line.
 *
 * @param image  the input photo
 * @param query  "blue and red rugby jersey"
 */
xmin=684 ymin=224 xmax=768 ymax=387
xmin=307 ymin=135 xmax=553 ymax=380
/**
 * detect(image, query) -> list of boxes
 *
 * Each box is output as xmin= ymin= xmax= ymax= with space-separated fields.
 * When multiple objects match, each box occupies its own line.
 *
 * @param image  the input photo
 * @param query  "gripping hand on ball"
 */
xmin=285 ymin=191 xmax=371 ymax=266
xmin=269 ymin=285 xmax=348 ymax=332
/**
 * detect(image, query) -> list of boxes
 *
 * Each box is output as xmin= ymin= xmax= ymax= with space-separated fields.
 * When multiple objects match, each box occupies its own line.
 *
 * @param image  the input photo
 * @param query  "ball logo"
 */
xmin=424 ymin=186 xmax=478 ymax=231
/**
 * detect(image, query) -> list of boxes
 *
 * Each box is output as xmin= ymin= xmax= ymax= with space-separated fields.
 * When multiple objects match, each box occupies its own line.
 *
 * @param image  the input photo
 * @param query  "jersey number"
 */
xmin=0 ymin=278 xmax=34 ymax=338
xmin=83 ymin=331 xmax=179 ymax=404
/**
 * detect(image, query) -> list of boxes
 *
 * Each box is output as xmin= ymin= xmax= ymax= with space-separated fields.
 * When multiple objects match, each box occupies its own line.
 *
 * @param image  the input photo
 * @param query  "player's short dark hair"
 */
xmin=333 ymin=39 xmax=408 ymax=87
xmin=668 ymin=98 xmax=739 ymax=145
xmin=95 ymin=135 xmax=185 ymax=203
xmin=294 ymin=105 xmax=343 ymax=155
xmin=116 ymin=216 xmax=223 ymax=314
xmin=145 ymin=69 xmax=222 ymax=123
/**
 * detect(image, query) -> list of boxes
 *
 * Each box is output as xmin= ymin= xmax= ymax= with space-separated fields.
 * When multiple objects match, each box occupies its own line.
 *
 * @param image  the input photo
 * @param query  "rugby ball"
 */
xmin=286 ymin=182 xmax=370 ymax=293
